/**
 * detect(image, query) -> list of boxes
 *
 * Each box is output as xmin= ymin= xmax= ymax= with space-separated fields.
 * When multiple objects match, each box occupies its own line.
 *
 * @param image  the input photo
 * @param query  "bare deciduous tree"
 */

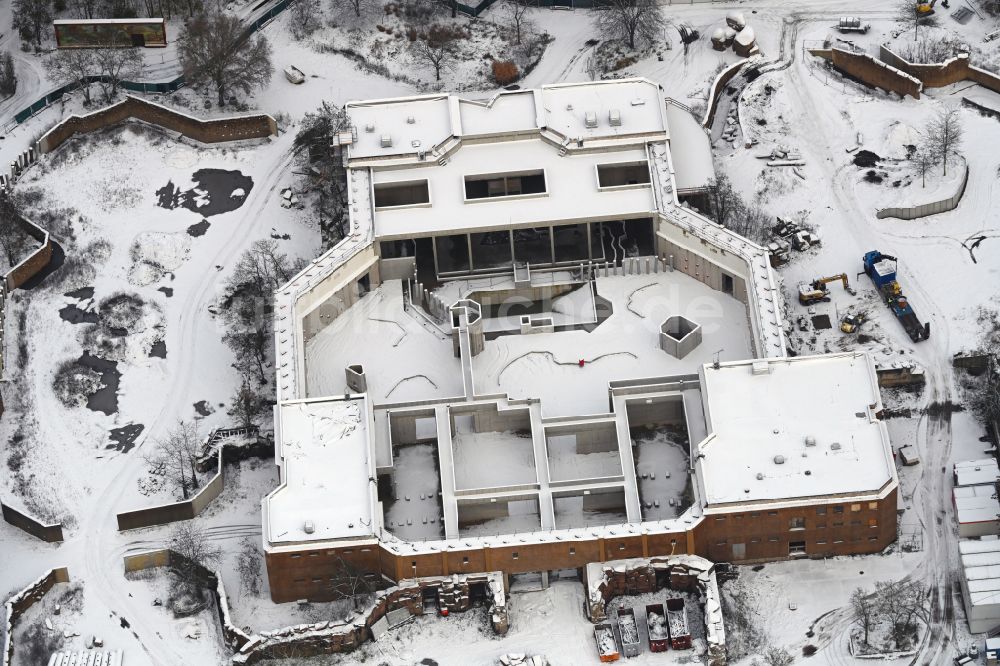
xmin=290 ymin=0 xmax=322 ymax=39
xmin=896 ymin=0 xmax=936 ymax=41
xmin=229 ymin=378 xmax=264 ymax=430
xmin=500 ymin=0 xmax=534 ymax=46
xmin=144 ymin=420 xmax=202 ymax=500
xmin=761 ymin=646 xmax=794 ymax=666
xmin=236 ymin=536 xmax=262 ymax=597
xmin=874 ymin=579 xmax=930 ymax=649
xmin=13 ymin=0 xmax=52 ymax=47
xmin=706 ymin=173 xmax=769 ymax=244
xmin=927 ymin=106 xmax=964 ymax=176
xmin=594 ymin=0 xmax=664 ymax=50
xmin=851 ymin=586 xmax=877 ymax=647
xmin=45 ymin=48 xmax=98 ymax=105
xmin=0 ymin=52 xmax=17 ymax=97
xmin=178 ymin=9 xmax=273 ymax=107
xmin=910 ymin=141 xmax=934 ymax=188
xmin=169 ymin=522 xmax=222 ymax=593
xmin=329 ymin=555 xmax=376 ymax=610
xmin=332 ymin=0 xmax=374 ymax=22
xmin=0 ymin=190 xmax=32 ymax=268
xmin=295 ymin=102 xmax=352 ymax=244
xmin=410 ymin=24 xmax=457 ymax=82
xmin=93 ymin=37 xmax=144 ymax=103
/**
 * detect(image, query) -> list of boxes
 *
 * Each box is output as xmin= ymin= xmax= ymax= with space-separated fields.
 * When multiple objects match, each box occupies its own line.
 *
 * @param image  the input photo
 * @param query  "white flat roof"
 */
xmin=956 ymin=458 xmax=1000 ymax=487
xmin=961 ymin=538 xmax=1000 ymax=608
xmin=458 ymin=91 xmax=539 ymax=137
xmin=955 ymin=484 xmax=1000 ymax=525
xmin=539 ymin=80 xmax=667 ymax=140
xmin=696 ymin=353 xmax=894 ymax=506
xmin=347 ymin=95 xmax=453 ymax=160
xmin=264 ymin=397 xmax=376 ymax=546
xmin=372 ymin=139 xmax=655 ymax=239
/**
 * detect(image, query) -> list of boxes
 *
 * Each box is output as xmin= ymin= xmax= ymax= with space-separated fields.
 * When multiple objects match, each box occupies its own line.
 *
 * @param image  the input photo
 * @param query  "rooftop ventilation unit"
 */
xmin=805 ymin=435 xmax=817 ymax=447
xmin=631 ymin=98 xmax=646 ymax=106
xmin=751 ymin=360 xmax=770 ymax=375
xmin=756 ymin=472 xmax=764 ymax=480
xmin=411 ymin=139 xmax=422 ymax=148
xmin=365 ymin=123 xmax=375 ymax=132
xmin=584 ymin=111 xmax=598 ymax=129
xmin=830 ymin=442 xmax=842 ymax=451
xmin=609 ymin=109 xmax=622 ymax=126
xmin=774 ymin=455 xmax=786 ymax=465
xmin=406 ymin=116 xmax=415 ymax=124
xmin=303 ymin=520 xmax=315 ymax=534
xmin=380 ymin=134 xmax=393 ymax=148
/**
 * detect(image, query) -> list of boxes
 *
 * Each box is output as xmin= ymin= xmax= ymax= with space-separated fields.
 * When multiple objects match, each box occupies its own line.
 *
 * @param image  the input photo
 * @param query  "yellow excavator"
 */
xmin=798 ymin=273 xmax=851 ymax=305
xmin=916 ymin=0 xmax=937 ymax=15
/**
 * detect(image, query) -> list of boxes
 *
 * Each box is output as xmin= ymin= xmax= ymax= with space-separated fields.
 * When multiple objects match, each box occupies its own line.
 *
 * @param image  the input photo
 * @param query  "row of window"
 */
xmin=372 ymin=163 xmax=652 ymax=210
xmin=713 ymin=502 xmax=880 ymax=528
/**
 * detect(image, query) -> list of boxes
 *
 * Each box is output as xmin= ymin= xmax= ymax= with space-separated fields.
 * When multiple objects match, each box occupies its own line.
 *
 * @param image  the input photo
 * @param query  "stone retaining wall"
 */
xmin=37 ymin=96 xmax=278 ymax=155
xmin=0 ymin=500 xmax=64 ymax=542
xmin=702 ymin=59 xmax=750 ymax=128
xmin=2 ymin=567 xmax=70 ymax=666
xmin=879 ymin=46 xmax=1000 ymax=94
xmin=810 ymin=48 xmax=923 ymax=99
xmin=232 ymin=572 xmax=508 ymax=664
xmin=116 ymin=445 xmax=225 ymax=531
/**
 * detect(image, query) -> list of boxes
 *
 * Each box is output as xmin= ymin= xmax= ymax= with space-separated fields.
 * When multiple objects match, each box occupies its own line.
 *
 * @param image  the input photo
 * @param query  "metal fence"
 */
xmin=12 ymin=0 xmax=295 ymax=126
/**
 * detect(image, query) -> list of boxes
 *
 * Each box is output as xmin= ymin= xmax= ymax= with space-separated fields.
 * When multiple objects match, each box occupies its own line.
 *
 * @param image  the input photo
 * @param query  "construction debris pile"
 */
xmin=647 ymin=611 xmax=668 ymax=639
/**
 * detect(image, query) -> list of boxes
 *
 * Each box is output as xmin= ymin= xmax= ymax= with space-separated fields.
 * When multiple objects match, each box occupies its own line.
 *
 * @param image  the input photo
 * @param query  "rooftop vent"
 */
xmin=365 ymin=123 xmax=375 ymax=133
xmin=584 ymin=111 xmax=598 ymax=129
xmin=774 ymin=455 xmax=786 ymax=465
xmin=830 ymin=442 xmax=842 ymax=451
xmin=411 ymin=139 xmax=422 ymax=148
xmin=805 ymin=435 xmax=817 ymax=447
xmin=380 ymin=134 xmax=393 ymax=148
xmin=406 ymin=116 xmax=415 ymax=124
xmin=609 ymin=109 xmax=622 ymax=127
xmin=566 ymin=103 xmax=574 ymax=111
xmin=752 ymin=360 xmax=770 ymax=375
xmin=303 ymin=520 xmax=315 ymax=534
xmin=631 ymin=98 xmax=646 ymax=106
xmin=756 ymin=472 xmax=764 ymax=480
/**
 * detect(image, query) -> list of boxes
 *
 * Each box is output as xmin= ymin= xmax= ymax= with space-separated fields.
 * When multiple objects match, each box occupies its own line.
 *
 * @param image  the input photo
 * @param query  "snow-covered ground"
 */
xmin=4 ymin=0 xmax=1000 ymax=664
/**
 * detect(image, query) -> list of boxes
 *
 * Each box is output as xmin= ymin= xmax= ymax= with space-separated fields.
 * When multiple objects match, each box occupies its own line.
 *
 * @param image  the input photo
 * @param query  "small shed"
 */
xmin=899 ymin=445 xmax=919 ymax=466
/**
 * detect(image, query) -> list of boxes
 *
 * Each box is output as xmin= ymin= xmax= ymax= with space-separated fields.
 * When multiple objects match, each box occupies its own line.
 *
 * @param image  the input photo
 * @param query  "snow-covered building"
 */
xmin=262 ymin=79 xmax=898 ymax=603
xmin=960 ymin=537 xmax=1000 ymax=633
xmin=954 ymin=485 xmax=1000 ymax=538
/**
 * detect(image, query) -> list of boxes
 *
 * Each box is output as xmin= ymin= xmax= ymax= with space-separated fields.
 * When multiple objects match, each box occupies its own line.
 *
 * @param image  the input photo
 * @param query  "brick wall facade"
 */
xmin=810 ymin=48 xmax=923 ymax=99
xmin=266 ymin=491 xmax=896 ymax=603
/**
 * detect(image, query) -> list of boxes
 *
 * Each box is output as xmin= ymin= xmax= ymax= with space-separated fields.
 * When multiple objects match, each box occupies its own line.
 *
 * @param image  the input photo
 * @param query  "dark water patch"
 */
xmin=78 ymin=352 xmax=120 ymax=415
xmin=193 ymin=400 xmax=214 ymax=417
xmin=65 ymin=286 xmax=94 ymax=300
xmin=187 ymin=219 xmax=210 ymax=237
xmin=108 ymin=423 xmax=144 ymax=453
xmin=60 ymin=303 xmax=99 ymax=325
xmin=853 ymin=150 xmax=880 ymax=168
xmin=158 ymin=286 xmax=173 ymax=297
xmin=156 ymin=169 xmax=254 ymax=217
xmin=149 ymin=340 xmax=166 ymax=359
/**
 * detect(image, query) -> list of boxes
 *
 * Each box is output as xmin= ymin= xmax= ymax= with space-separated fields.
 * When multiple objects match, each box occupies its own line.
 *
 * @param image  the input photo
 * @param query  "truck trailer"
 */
xmin=861 ymin=251 xmax=930 ymax=343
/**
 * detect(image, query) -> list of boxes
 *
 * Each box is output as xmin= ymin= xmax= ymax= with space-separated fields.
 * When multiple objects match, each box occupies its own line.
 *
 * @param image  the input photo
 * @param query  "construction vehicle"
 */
xmin=840 ymin=311 xmax=867 ymax=334
xmin=861 ymin=251 xmax=930 ymax=342
xmin=916 ymin=0 xmax=937 ymax=14
xmin=798 ymin=273 xmax=851 ymax=305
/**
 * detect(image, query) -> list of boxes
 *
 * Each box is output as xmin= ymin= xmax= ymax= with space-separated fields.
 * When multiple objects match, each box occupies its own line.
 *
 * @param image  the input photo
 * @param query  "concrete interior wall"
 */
xmin=389 ymin=409 xmax=439 ymax=446
xmin=545 ymin=422 xmax=618 ymax=455
xmin=457 ymin=496 xmax=540 ymax=526
xmin=450 ymin=403 xmax=531 ymax=435
xmin=624 ymin=395 xmax=686 ymax=429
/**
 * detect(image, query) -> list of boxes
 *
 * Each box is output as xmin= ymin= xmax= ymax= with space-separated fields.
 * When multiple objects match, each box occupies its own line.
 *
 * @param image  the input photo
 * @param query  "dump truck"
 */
xmin=798 ymin=273 xmax=851 ymax=305
xmin=595 ymin=623 xmax=621 ymax=662
xmin=645 ymin=603 xmax=670 ymax=652
xmin=617 ymin=607 xmax=641 ymax=658
xmin=666 ymin=598 xmax=692 ymax=650
xmin=840 ymin=311 xmax=867 ymax=334
xmin=861 ymin=251 xmax=930 ymax=342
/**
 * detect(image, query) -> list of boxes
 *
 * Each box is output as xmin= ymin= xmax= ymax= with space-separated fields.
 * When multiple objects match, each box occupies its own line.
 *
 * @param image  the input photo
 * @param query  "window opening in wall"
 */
xmin=789 ymin=541 xmax=806 ymax=555
xmin=789 ymin=517 xmax=805 ymax=530
xmin=357 ymin=273 xmax=371 ymax=297
xmin=722 ymin=273 xmax=734 ymax=295
xmin=817 ymin=507 xmax=827 ymax=515
xmin=833 ymin=506 xmax=844 ymax=514
xmin=596 ymin=162 xmax=651 ymax=188
xmin=374 ymin=180 xmax=430 ymax=208
xmin=512 ymin=552 xmax=519 ymax=560
xmin=465 ymin=170 xmax=546 ymax=199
